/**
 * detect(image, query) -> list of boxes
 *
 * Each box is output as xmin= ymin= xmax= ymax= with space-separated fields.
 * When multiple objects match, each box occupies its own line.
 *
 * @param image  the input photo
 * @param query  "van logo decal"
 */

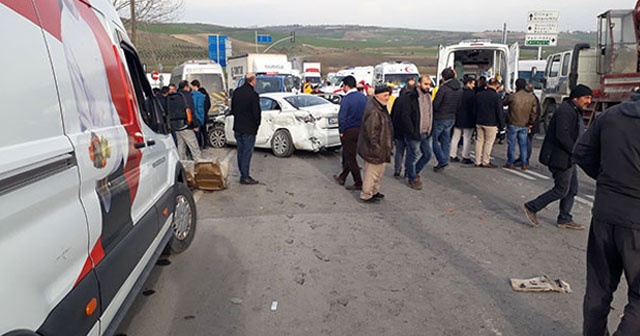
xmin=88 ymin=132 xmax=111 ymax=169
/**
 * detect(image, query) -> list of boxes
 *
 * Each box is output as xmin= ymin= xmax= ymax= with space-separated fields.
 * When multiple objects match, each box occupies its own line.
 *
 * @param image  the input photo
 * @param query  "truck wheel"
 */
xmin=168 ymin=183 xmax=197 ymax=254
xmin=208 ymin=126 xmax=226 ymax=148
xmin=543 ymin=103 xmax=557 ymax=133
xmin=271 ymin=129 xmax=295 ymax=157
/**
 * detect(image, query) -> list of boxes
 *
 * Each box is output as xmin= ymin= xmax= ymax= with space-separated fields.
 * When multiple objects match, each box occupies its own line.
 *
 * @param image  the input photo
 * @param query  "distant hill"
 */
xmin=136 ymin=23 xmax=596 ymax=75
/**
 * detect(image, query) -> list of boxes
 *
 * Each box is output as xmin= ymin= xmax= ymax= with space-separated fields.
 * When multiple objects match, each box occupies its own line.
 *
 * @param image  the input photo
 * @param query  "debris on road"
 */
xmin=313 ymin=248 xmax=331 ymax=262
xmin=271 ymin=301 xmax=278 ymax=311
xmin=510 ymin=275 xmax=572 ymax=293
xmin=230 ymin=297 xmax=243 ymax=304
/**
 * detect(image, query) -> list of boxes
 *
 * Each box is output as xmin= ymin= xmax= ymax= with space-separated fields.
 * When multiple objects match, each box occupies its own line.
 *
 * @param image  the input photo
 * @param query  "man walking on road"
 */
xmin=392 ymin=76 xmax=433 ymax=190
xmin=231 ymin=73 xmax=261 ymax=185
xmin=432 ymin=68 xmax=463 ymax=172
xmin=334 ymin=75 xmax=367 ymax=190
xmin=503 ymin=78 xmax=537 ymax=170
xmin=357 ymin=85 xmax=393 ymax=203
xmin=575 ymin=90 xmax=640 ymax=336
xmin=522 ymin=84 xmax=593 ymax=229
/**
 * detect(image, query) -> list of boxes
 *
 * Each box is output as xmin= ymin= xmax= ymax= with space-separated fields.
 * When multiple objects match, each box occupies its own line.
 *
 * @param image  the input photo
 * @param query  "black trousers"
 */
xmin=584 ymin=218 xmax=640 ymax=336
xmin=526 ymin=165 xmax=578 ymax=224
xmin=338 ymin=127 xmax=362 ymax=186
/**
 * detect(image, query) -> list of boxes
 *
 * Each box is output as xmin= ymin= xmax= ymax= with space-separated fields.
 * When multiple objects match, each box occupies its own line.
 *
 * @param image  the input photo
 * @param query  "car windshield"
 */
xmin=383 ymin=74 xmax=419 ymax=87
xmin=518 ymin=70 xmax=545 ymax=90
xmin=185 ymin=73 xmax=224 ymax=94
xmin=329 ymin=76 xmax=345 ymax=86
xmin=284 ymin=95 xmax=332 ymax=109
xmin=255 ymin=77 xmax=282 ymax=94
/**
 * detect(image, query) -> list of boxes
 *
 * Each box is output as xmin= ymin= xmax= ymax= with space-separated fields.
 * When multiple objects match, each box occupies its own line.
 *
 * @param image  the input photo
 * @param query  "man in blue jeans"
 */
xmin=231 ymin=73 xmax=261 ymax=185
xmin=432 ymin=68 xmax=462 ymax=172
xmin=503 ymin=78 xmax=537 ymax=170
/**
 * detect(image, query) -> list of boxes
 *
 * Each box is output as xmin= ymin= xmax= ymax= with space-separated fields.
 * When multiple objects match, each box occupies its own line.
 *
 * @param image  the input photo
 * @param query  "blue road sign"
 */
xmin=208 ymin=35 xmax=227 ymax=67
xmin=257 ymin=35 xmax=272 ymax=43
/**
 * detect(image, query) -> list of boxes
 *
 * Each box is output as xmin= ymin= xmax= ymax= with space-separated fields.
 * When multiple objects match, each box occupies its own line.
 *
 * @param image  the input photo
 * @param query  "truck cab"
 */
xmin=437 ymin=40 xmax=519 ymax=92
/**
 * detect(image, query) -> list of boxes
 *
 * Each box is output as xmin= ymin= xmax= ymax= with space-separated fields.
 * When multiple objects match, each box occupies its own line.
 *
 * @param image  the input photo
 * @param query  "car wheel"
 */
xmin=271 ymin=129 xmax=295 ymax=157
xmin=208 ymin=126 xmax=226 ymax=148
xmin=543 ymin=102 xmax=556 ymax=133
xmin=168 ymin=183 xmax=197 ymax=254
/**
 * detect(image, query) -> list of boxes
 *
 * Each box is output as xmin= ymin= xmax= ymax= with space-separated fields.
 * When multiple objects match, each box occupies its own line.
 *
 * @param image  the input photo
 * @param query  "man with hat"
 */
xmin=357 ymin=85 xmax=393 ymax=203
xmin=522 ymin=84 xmax=593 ymax=229
xmin=334 ymin=75 xmax=367 ymax=190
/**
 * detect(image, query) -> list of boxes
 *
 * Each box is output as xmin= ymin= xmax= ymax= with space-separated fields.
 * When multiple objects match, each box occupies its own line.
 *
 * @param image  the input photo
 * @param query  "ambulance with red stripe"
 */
xmin=0 ymin=0 xmax=197 ymax=335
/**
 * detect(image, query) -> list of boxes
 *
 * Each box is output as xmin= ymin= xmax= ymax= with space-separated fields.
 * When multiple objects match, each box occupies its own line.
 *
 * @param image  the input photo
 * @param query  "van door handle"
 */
xmin=134 ymin=142 xmax=146 ymax=149
xmin=146 ymin=139 xmax=156 ymax=146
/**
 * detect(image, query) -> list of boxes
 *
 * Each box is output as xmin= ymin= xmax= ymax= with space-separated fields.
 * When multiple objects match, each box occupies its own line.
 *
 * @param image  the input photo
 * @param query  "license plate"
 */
xmin=328 ymin=117 xmax=338 ymax=125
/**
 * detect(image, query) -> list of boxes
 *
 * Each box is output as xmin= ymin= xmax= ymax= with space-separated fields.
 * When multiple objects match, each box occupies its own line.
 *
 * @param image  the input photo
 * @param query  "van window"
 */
xmin=561 ymin=53 xmax=571 ymax=76
xmin=120 ymin=42 xmax=167 ymax=134
xmin=184 ymin=73 xmax=224 ymax=94
xmin=548 ymin=55 xmax=561 ymax=77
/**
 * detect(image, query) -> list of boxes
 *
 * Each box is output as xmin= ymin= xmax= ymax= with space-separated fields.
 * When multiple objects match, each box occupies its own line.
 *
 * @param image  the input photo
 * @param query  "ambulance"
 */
xmin=170 ymin=59 xmax=228 ymax=113
xmin=0 ymin=0 xmax=197 ymax=335
xmin=373 ymin=61 xmax=420 ymax=96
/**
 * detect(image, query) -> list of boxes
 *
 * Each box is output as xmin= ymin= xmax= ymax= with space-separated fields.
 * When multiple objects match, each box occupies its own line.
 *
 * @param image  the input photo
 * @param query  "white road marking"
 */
xmin=575 ymin=196 xmax=593 ymax=207
xmin=502 ymin=168 xmax=536 ymax=180
xmin=193 ymin=190 xmax=203 ymax=203
xmin=522 ymin=170 xmax=550 ymax=180
xmin=585 ymin=195 xmax=595 ymax=200
xmin=535 ymin=135 xmax=545 ymax=140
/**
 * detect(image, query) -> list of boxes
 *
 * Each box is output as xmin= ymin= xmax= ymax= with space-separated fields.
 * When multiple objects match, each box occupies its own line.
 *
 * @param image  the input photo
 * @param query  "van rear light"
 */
xmin=85 ymin=298 xmax=98 ymax=316
xmin=163 ymin=208 xmax=169 ymax=216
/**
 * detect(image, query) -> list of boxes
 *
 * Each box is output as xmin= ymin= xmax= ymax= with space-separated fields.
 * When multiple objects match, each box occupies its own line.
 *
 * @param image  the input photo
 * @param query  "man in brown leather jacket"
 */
xmin=357 ymin=85 xmax=393 ymax=203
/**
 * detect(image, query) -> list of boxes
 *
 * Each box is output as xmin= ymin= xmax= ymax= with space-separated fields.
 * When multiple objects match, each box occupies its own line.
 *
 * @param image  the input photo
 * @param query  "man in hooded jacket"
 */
xmin=432 ymin=68 xmax=463 ymax=171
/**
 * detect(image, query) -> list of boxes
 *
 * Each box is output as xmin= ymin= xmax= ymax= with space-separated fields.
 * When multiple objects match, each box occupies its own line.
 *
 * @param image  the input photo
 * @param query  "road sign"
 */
xmin=527 ymin=22 xmax=558 ymax=34
xmin=525 ymin=34 xmax=558 ymax=46
xmin=256 ymin=35 xmax=272 ymax=43
xmin=151 ymin=71 xmax=159 ymax=81
xmin=208 ymin=35 xmax=228 ymax=67
xmin=528 ymin=11 xmax=560 ymax=22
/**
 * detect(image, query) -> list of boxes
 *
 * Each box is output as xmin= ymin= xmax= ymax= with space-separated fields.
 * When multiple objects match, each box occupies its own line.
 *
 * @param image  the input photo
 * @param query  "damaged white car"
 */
xmin=225 ymin=93 xmax=341 ymax=157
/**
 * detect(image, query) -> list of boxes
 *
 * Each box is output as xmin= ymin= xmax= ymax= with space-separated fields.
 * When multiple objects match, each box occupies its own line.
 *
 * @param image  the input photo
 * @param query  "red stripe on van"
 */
xmin=75 ymin=1 xmax=142 ymax=203
xmin=74 ymin=238 xmax=105 ymax=287
xmin=1 ymin=0 xmax=62 ymax=41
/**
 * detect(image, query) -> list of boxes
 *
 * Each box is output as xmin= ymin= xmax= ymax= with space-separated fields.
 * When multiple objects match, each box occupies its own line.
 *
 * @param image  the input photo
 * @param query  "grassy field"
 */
xmin=135 ymin=22 xmax=596 ymax=75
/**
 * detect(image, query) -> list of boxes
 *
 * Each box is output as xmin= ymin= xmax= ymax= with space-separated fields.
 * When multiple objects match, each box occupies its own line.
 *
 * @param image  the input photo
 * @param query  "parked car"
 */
xmin=207 ymin=104 xmax=229 ymax=148
xmin=224 ymin=93 xmax=341 ymax=157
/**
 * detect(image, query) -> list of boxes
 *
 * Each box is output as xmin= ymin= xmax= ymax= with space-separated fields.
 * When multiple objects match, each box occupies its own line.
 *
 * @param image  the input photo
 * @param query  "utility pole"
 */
xmin=130 ymin=0 xmax=136 ymax=45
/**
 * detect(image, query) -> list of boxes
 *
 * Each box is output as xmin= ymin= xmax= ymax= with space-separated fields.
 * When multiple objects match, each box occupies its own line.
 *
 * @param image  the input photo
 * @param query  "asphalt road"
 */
xmin=117 ymin=136 xmax=628 ymax=336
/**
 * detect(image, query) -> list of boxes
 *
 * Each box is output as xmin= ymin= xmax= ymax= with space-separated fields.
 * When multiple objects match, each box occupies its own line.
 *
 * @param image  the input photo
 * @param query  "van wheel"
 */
xmin=208 ymin=126 xmax=226 ymax=148
xmin=168 ymin=183 xmax=197 ymax=254
xmin=271 ymin=129 xmax=295 ymax=157
xmin=543 ymin=103 xmax=557 ymax=133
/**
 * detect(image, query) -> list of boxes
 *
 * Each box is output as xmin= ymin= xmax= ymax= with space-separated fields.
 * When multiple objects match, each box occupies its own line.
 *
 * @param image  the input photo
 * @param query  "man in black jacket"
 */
xmin=474 ymin=78 xmax=504 ymax=167
xmin=576 ymin=90 xmax=640 ymax=335
xmin=231 ymin=73 xmax=261 ymax=185
xmin=522 ymin=84 xmax=592 ymax=229
xmin=432 ymin=68 xmax=463 ymax=171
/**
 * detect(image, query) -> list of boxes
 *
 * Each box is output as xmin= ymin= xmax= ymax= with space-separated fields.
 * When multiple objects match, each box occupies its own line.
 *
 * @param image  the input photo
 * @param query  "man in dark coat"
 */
xmin=522 ymin=84 xmax=593 ymax=229
xmin=231 ymin=73 xmax=261 ymax=185
xmin=432 ymin=68 xmax=463 ymax=171
xmin=357 ymin=85 xmax=393 ymax=203
xmin=575 ymin=90 xmax=640 ymax=336
xmin=391 ymin=78 xmax=416 ymax=177
xmin=474 ymin=78 xmax=504 ymax=167
xmin=450 ymin=76 xmax=476 ymax=164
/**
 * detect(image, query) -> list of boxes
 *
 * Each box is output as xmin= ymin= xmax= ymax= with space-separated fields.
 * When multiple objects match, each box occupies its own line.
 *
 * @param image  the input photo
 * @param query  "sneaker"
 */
xmin=450 ymin=157 xmax=460 ymax=162
xmin=557 ymin=222 xmax=585 ymax=230
xmin=333 ymin=174 xmax=345 ymax=186
xmin=503 ymin=163 xmax=515 ymax=169
xmin=483 ymin=163 xmax=497 ymax=168
xmin=373 ymin=192 xmax=385 ymax=199
xmin=521 ymin=165 xmax=528 ymax=171
xmin=409 ymin=179 xmax=423 ymax=190
xmin=345 ymin=184 xmax=362 ymax=191
xmin=461 ymin=158 xmax=474 ymax=165
xmin=522 ymin=204 xmax=539 ymax=227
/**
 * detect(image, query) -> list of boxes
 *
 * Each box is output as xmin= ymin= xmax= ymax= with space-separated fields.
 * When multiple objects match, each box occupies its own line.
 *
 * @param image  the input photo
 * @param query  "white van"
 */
xmin=373 ymin=61 xmax=420 ymax=96
xmin=171 ymin=59 xmax=228 ymax=112
xmin=437 ymin=40 xmax=519 ymax=92
xmin=518 ymin=60 xmax=546 ymax=100
xmin=0 ymin=1 xmax=196 ymax=335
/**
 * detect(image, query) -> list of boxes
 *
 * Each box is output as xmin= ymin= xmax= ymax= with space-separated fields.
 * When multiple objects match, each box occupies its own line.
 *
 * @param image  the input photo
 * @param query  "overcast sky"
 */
xmin=181 ymin=0 xmax=631 ymax=32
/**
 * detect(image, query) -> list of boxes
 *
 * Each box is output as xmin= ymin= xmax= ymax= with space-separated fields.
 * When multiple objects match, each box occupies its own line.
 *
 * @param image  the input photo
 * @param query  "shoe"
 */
xmin=483 ymin=163 xmax=497 ymax=168
xmin=521 ymin=165 xmax=528 ymax=171
xmin=433 ymin=163 xmax=448 ymax=172
xmin=474 ymin=164 xmax=483 ymax=168
xmin=333 ymin=174 xmax=345 ymax=186
xmin=415 ymin=175 xmax=422 ymax=183
xmin=240 ymin=177 xmax=259 ymax=185
xmin=393 ymin=172 xmax=400 ymax=177
xmin=409 ymin=179 xmax=423 ymax=190
xmin=462 ymin=158 xmax=474 ymax=165
xmin=557 ymin=221 xmax=585 ymax=230
xmin=522 ymin=204 xmax=539 ymax=227
xmin=373 ymin=192 xmax=385 ymax=199
xmin=514 ymin=160 xmax=523 ymax=167
xmin=451 ymin=157 xmax=460 ymax=162
xmin=360 ymin=197 xmax=380 ymax=203
xmin=345 ymin=184 xmax=362 ymax=191
xmin=503 ymin=163 xmax=515 ymax=169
